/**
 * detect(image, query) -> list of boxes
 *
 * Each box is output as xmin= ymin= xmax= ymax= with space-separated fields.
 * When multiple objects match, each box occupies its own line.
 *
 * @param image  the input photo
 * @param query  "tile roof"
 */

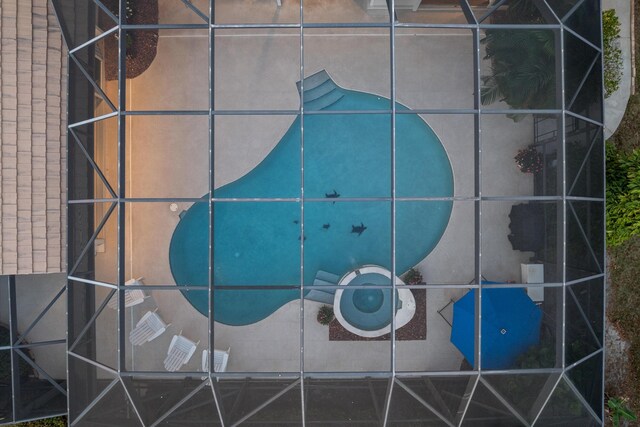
xmin=0 ymin=0 xmax=67 ymax=274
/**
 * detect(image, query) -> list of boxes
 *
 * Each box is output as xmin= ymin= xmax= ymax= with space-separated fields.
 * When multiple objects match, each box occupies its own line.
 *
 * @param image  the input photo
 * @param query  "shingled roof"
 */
xmin=0 ymin=0 xmax=67 ymax=275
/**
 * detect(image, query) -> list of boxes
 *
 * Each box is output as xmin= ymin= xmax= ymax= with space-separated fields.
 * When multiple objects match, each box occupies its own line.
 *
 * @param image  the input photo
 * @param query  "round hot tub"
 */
xmin=352 ymin=288 xmax=384 ymax=313
xmin=334 ymin=265 xmax=416 ymax=338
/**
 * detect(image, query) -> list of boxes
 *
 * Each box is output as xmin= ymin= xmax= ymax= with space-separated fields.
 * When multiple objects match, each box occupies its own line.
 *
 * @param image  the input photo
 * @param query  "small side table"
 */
xmin=521 ymin=263 xmax=544 ymax=303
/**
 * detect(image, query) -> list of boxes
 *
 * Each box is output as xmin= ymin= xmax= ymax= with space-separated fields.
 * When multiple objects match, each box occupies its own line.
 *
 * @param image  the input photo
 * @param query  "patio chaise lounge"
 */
xmin=164 ymin=333 xmax=199 ymax=372
xmin=201 ymin=347 xmax=231 ymax=373
xmin=107 ymin=277 xmax=149 ymax=309
xmin=129 ymin=310 xmax=169 ymax=346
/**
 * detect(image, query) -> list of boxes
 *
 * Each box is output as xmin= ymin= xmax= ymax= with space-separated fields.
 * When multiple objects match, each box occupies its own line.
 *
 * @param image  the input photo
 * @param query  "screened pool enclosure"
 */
xmin=48 ymin=0 xmax=605 ymax=425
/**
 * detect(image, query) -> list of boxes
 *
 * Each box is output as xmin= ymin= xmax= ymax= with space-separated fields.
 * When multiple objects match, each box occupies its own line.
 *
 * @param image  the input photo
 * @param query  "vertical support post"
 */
xmin=558 ymin=25 xmax=567 ymax=371
xmin=599 ymin=1 xmax=607 ymax=417
xmin=472 ymin=21 xmax=482 ymax=372
xmin=299 ymin=2 xmax=307 ymax=426
xmin=8 ymin=276 xmax=19 ymax=421
xmin=208 ymin=0 xmax=215 ymax=379
xmin=389 ymin=0 xmax=397 ymax=378
xmin=383 ymin=2 xmax=396 ymax=425
xmin=116 ymin=0 xmax=127 ymax=373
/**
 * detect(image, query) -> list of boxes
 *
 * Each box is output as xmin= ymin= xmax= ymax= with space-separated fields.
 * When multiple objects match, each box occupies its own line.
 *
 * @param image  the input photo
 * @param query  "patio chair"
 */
xmin=164 ymin=333 xmax=200 ymax=372
xmin=107 ymin=277 xmax=148 ymax=309
xmin=201 ymin=347 xmax=231 ymax=373
xmin=129 ymin=310 xmax=170 ymax=346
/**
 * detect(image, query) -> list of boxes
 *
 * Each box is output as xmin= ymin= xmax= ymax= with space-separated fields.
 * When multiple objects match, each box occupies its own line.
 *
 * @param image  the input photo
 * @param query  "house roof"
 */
xmin=0 ymin=0 xmax=67 ymax=275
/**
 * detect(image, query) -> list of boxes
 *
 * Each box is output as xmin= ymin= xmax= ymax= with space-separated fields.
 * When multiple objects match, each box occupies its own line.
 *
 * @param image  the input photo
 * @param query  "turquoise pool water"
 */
xmin=169 ymin=74 xmax=454 ymax=326
xmin=340 ymin=272 xmax=400 ymax=332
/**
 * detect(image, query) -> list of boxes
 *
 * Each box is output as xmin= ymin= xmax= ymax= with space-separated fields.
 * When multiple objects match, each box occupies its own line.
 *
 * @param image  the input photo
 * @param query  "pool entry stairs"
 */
xmin=297 ymin=70 xmax=344 ymax=111
xmin=304 ymin=270 xmax=341 ymax=305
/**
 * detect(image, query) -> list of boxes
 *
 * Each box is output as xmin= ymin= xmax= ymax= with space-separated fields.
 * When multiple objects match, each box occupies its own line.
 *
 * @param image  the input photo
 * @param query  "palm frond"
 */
xmin=481 ymin=26 xmax=556 ymax=117
xmin=507 ymin=113 xmax=528 ymax=122
xmin=480 ymin=80 xmax=502 ymax=106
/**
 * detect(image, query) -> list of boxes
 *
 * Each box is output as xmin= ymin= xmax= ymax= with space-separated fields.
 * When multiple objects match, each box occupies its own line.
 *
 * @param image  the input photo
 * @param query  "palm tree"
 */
xmin=480 ymin=29 xmax=556 ymax=121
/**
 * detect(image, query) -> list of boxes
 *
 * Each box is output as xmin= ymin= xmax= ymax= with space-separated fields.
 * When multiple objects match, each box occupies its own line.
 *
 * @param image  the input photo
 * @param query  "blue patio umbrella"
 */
xmin=450 ymin=288 xmax=542 ymax=370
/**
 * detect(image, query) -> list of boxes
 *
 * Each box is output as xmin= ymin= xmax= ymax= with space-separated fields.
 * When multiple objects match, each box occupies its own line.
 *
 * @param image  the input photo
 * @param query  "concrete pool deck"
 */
xmin=89 ymin=0 xmax=536 ymax=373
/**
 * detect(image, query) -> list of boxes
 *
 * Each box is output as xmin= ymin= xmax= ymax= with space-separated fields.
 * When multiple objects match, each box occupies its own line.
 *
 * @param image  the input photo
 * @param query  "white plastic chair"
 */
xmin=201 ymin=347 xmax=231 ymax=373
xmin=164 ymin=334 xmax=199 ymax=372
xmin=107 ymin=278 xmax=148 ymax=309
xmin=129 ymin=310 xmax=169 ymax=346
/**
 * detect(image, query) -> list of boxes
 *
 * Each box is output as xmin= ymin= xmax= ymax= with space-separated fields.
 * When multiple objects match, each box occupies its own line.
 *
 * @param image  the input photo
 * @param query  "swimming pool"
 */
xmin=169 ymin=70 xmax=454 ymax=325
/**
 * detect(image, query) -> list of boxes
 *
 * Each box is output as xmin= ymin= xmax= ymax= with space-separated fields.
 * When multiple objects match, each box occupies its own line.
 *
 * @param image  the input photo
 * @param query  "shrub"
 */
xmin=606 ymin=143 xmax=640 ymax=246
xmin=607 ymin=396 xmax=637 ymax=427
xmin=513 ymin=340 xmax=555 ymax=369
xmin=15 ymin=416 xmax=67 ymax=427
xmin=402 ymin=268 xmax=423 ymax=285
xmin=317 ymin=305 xmax=334 ymax=325
xmin=603 ymin=9 xmax=623 ymax=98
xmin=514 ymin=146 xmax=543 ymax=174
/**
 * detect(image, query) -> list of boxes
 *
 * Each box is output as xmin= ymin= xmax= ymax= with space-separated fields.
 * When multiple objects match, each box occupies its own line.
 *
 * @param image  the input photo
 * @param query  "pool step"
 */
xmin=303 ymin=79 xmax=337 ymax=103
xmin=316 ymin=270 xmax=340 ymax=284
xmin=312 ymin=279 xmax=337 ymax=294
xmin=296 ymin=69 xmax=330 ymax=92
xmin=305 ymin=290 xmax=334 ymax=305
xmin=304 ymin=270 xmax=341 ymax=305
xmin=297 ymin=69 xmax=345 ymax=111
xmin=303 ymin=89 xmax=344 ymax=111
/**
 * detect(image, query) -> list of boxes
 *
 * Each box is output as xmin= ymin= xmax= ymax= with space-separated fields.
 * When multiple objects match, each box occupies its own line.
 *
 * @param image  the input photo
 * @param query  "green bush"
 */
xmin=514 ymin=145 xmax=543 ymax=173
xmin=606 ymin=143 xmax=640 ymax=246
xmin=402 ymin=268 xmax=423 ymax=285
xmin=607 ymin=396 xmax=638 ymax=427
xmin=603 ymin=9 xmax=623 ymax=98
xmin=317 ymin=305 xmax=334 ymax=325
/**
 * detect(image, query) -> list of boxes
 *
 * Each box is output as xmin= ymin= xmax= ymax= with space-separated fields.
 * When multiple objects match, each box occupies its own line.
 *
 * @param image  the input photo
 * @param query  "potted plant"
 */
xmin=514 ymin=146 xmax=543 ymax=174
xmin=102 ymin=0 xmax=159 ymax=80
xmin=403 ymin=268 xmax=423 ymax=285
xmin=317 ymin=305 xmax=334 ymax=326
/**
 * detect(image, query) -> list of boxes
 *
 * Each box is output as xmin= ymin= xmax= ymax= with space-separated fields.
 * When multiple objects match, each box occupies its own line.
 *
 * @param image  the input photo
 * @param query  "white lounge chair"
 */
xmin=107 ymin=278 xmax=148 ymax=309
xmin=164 ymin=334 xmax=199 ymax=372
xmin=201 ymin=347 xmax=231 ymax=373
xmin=129 ymin=310 xmax=169 ymax=346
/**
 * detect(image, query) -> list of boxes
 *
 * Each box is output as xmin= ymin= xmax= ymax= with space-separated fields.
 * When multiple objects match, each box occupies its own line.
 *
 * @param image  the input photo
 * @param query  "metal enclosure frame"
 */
xmin=45 ymin=0 xmax=607 ymax=425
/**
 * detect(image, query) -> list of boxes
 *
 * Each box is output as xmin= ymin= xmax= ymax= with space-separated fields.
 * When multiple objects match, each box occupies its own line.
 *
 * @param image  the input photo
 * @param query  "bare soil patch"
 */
xmin=606 ymin=239 xmax=640 ymax=422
